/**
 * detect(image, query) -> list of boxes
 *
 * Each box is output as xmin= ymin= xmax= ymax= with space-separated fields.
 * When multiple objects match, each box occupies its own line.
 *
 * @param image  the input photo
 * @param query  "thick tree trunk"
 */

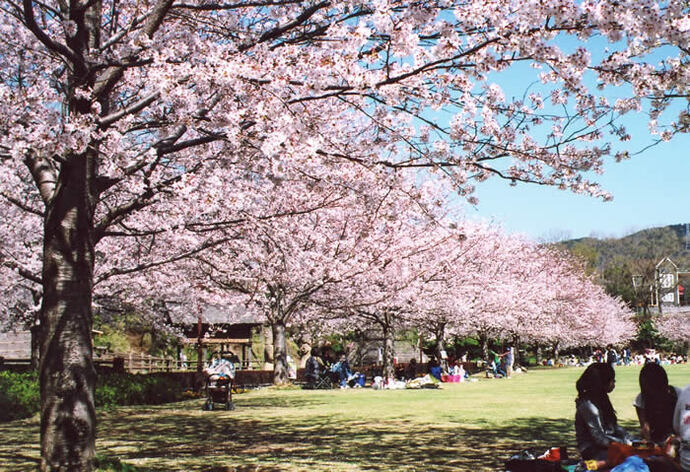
xmin=39 ymin=154 xmax=97 ymax=472
xmin=263 ymin=324 xmax=274 ymax=370
xmin=435 ymin=324 xmax=446 ymax=371
xmin=512 ymin=333 xmax=521 ymax=367
xmin=381 ymin=325 xmax=395 ymax=380
xmin=31 ymin=323 xmax=41 ymax=371
xmin=272 ymin=320 xmax=289 ymax=385
xmin=478 ymin=332 xmax=489 ymax=364
xmin=435 ymin=337 xmax=445 ymax=360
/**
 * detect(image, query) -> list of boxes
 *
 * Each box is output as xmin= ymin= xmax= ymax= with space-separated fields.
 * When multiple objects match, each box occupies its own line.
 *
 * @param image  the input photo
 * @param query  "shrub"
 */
xmin=0 ymin=371 xmax=40 ymax=421
xmin=95 ymin=455 xmax=141 ymax=472
xmin=93 ymin=326 xmax=131 ymax=354
xmin=0 ymin=370 xmax=184 ymax=421
xmin=95 ymin=373 xmax=184 ymax=408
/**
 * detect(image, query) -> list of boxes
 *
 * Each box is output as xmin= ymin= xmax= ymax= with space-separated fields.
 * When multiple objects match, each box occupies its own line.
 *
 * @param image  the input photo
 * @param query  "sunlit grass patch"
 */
xmin=0 ymin=364 xmax=687 ymax=471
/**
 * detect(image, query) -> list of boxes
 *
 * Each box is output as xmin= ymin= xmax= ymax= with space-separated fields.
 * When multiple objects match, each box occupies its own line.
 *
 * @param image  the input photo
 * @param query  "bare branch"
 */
xmin=22 ymin=0 xmax=84 ymax=69
xmin=238 ymin=1 xmax=330 ymax=51
xmin=94 ymin=235 xmax=234 ymax=284
xmin=94 ymin=162 xmax=202 ymax=241
xmin=98 ymin=90 xmax=161 ymax=128
xmin=1 ymin=192 xmax=44 ymax=217
xmin=2 ymin=259 xmax=42 ymax=285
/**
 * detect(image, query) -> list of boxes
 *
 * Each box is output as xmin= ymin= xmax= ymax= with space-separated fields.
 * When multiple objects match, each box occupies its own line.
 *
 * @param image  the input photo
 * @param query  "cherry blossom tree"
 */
xmin=484 ymin=244 xmax=634 ymax=355
xmin=655 ymin=310 xmax=690 ymax=345
xmin=1 ymin=0 xmax=689 ymax=469
xmin=406 ymin=229 xmax=635 ymax=363
xmin=311 ymin=205 xmax=460 ymax=380
xmin=404 ymin=220 xmax=502 ymax=361
xmin=524 ymin=249 xmax=635 ymax=357
xmin=186 ymin=173 xmax=425 ymax=384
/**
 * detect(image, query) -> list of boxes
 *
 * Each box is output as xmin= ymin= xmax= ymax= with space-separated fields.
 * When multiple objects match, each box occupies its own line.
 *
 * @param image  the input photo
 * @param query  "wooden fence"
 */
xmin=98 ymin=352 xmax=185 ymax=373
xmin=0 ymin=332 xmax=31 ymax=359
xmin=0 ymin=352 xmax=191 ymax=373
xmin=0 ymin=352 xmax=268 ymax=375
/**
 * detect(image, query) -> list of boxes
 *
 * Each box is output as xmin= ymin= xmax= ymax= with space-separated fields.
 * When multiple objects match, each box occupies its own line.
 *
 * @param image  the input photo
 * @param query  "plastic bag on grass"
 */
xmin=610 ymin=456 xmax=650 ymax=472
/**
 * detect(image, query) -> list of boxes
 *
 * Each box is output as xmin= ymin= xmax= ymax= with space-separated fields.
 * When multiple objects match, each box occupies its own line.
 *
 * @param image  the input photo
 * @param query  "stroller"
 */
xmin=202 ymin=357 xmax=236 ymax=411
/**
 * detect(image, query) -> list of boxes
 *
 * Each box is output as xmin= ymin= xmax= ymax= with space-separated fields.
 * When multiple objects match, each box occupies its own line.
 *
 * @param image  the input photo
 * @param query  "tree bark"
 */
xmin=263 ymin=324 xmax=274 ymax=370
xmin=381 ymin=324 xmax=395 ymax=380
xmin=39 ymin=153 xmax=97 ymax=472
xmin=434 ymin=324 xmax=446 ymax=371
xmin=31 ymin=323 xmax=41 ymax=371
xmin=272 ymin=320 xmax=288 ymax=385
xmin=478 ymin=331 xmax=489 ymax=364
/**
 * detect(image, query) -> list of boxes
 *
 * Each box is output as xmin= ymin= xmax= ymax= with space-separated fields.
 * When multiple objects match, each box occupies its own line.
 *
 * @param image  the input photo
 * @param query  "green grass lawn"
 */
xmin=1 ymin=364 xmax=688 ymax=471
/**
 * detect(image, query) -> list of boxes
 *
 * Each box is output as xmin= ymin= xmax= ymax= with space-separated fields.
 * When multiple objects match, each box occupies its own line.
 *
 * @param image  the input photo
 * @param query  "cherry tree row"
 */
xmin=147 ymin=184 xmax=635 ymax=383
xmin=1 ymin=0 xmax=687 ymax=468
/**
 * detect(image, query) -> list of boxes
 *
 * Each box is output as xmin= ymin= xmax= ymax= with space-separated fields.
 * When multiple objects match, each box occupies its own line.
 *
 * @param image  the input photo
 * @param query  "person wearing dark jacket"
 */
xmin=634 ymin=362 xmax=680 ymax=444
xmin=575 ymin=362 xmax=632 ymax=461
xmin=304 ymin=348 xmax=322 ymax=389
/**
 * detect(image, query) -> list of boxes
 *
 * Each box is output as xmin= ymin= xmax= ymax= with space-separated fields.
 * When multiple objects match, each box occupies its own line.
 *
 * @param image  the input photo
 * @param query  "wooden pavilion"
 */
xmin=168 ymin=303 xmax=265 ymax=370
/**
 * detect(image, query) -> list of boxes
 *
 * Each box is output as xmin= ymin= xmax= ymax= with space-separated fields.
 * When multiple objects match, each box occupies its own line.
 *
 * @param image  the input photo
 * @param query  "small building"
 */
xmin=170 ymin=303 xmax=265 ymax=369
xmin=654 ymin=257 xmax=690 ymax=308
xmin=0 ymin=331 xmax=31 ymax=360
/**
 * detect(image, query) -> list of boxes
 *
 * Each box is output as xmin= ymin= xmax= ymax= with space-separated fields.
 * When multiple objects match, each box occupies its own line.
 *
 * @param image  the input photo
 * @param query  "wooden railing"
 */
xmin=96 ymin=352 xmax=188 ymax=373
xmin=0 ymin=353 xmax=188 ymax=373
xmin=0 ymin=352 xmax=268 ymax=374
xmin=0 ymin=357 xmax=31 ymax=368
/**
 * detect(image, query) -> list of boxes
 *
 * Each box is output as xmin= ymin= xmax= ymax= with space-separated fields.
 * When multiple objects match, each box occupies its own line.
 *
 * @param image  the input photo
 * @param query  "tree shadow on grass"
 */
xmin=0 ymin=417 xmax=41 ymax=471
xmin=94 ymin=409 xmax=581 ymax=471
xmin=235 ymin=395 xmax=332 ymax=410
xmin=0 ymin=397 xmax=641 ymax=472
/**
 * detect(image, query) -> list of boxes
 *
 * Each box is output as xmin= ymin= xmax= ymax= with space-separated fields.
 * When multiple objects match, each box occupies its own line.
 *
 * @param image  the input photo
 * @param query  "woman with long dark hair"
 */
xmin=575 ymin=363 xmax=632 ymax=461
xmin=634 ymin=362 xmax=680 ymax=444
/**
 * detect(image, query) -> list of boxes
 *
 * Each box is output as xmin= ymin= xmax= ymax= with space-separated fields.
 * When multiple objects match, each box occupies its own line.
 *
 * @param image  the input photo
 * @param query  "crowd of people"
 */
xmin=303 ymin=345 xmax=689 ymax=471
xmin=304 ymin=349 xmax=363 ymax=389
xmin=574 ymin=361 xmax=689 ymax=471
xmin=303 ymin=348 xmax=474 ymax=390
xmin=548 ymin=348 xmax=687 ymax=369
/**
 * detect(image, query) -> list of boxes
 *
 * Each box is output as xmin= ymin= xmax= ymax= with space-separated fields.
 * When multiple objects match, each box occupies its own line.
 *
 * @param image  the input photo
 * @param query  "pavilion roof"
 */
xmin=165 ymin=301 xmax=265 ymax=326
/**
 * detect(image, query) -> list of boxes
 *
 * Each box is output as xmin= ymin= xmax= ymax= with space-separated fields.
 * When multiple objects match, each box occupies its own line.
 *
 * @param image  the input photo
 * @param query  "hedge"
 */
xmin=0 ymin=371 xmax=185 ymax=422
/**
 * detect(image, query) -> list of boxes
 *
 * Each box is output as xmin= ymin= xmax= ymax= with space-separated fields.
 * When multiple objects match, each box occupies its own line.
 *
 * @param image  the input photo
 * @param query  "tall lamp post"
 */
xmin=632 ymin=275 xmax=644 ymax=316
xmin=632 ymin=274 xmax=643 ymax=292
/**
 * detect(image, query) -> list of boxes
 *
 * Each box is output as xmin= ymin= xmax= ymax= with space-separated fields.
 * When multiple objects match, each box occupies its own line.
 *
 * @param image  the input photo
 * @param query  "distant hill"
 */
xmin=557 ymin=223 xmax=690 ymax=271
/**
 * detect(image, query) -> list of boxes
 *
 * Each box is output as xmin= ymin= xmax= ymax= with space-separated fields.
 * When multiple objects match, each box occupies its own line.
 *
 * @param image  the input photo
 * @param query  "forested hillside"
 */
xmin=559 ymin=224 xmax=690 ymax=270
xmin=558 ymin=224 xmax=690 ymax=308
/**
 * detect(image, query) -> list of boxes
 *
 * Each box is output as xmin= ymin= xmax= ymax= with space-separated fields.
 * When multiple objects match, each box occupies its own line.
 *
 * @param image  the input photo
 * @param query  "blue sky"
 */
xmin=449 ymin=37 xmax=690 ymax=242
xmin=466 ymin=132 xmax=690 ymax=241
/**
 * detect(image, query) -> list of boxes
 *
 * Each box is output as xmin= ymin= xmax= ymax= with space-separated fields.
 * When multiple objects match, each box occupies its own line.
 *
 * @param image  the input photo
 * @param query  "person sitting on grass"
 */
xmin=427 ymin=356 xmax=442 ymax=380
xmin=451 ymin=361 xmax=467 ymax=382
xmin=335 ymin=354 xmax=353 ymax=388
xmin=487 ymin=356 xmax=505 ymax=378
xmin=634 ymin=362 xmax=680 ymax=445
xmin=405 ymin=358 xmax=419 ymax=380
xmin=673 ymin=384 xmax=690 ymax=471
xmin=575 ymin=362 xmax=632 ymax=463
